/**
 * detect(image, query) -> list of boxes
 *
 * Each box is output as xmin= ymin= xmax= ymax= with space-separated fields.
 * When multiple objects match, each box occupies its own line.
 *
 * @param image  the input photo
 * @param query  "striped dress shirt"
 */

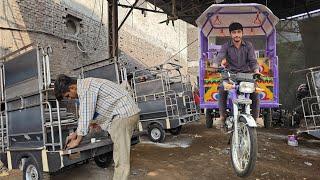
xmin=76 ymin=78 xmax=140 ymax=136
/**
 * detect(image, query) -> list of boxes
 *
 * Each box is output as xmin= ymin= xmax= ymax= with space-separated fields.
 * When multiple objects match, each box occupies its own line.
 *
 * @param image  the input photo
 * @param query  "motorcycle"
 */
xmin=218 ymin=68 xmax=261 ymax=177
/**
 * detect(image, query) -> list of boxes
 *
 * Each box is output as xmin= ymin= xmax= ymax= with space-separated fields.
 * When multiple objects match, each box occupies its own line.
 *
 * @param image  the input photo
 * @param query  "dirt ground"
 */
xmin=3 ymin=116 xmax=320 ymax=180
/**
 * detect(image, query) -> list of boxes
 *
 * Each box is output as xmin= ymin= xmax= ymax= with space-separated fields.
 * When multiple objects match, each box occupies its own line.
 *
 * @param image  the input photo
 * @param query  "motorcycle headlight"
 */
xmin=239 ymin=82 xmax=255 ymax=93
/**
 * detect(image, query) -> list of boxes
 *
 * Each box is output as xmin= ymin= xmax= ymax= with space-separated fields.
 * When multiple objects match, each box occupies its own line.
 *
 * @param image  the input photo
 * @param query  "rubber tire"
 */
xmin=148 ymin=123 xmax=165 ymax=143
xmin=205 ymin=109 xmax=214 ymax=128
xmin=263 ymin=108 xmax=272 ymax=128
xmin=169 ymin=126 xmax=182 ymax=135
xmin=94 ymin=151 xmax=113 ymax=168
xmin=230 ymin=117 xmax=257 ymax=178
xmin=23 ymin=157 xmax=51 ymax=180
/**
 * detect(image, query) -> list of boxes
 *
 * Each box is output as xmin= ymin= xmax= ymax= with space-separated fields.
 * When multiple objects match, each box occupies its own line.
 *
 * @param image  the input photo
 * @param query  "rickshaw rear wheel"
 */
xmin=205 ymin=109 xmax=214 ymax=128
xmin=94 ymin=151 xmax=113 ymax=168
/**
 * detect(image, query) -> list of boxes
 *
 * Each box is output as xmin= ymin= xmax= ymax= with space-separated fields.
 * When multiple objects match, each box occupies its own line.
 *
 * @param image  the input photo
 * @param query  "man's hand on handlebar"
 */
xmin=210 ymin=62 xmax=219 ymax=68
xmin=253 ymin=69 xmax=264 ymax=80
xmin=221 ymin=59 xmax=228 ymax=68
xmin=207 ymin=62 xmax=226 ymax=73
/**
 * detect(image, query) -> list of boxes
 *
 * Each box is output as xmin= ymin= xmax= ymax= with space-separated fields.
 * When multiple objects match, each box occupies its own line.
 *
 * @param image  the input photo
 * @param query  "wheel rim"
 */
xmin=26 ymin=164 xmax=39 ymax=180
xmin=232 ymin=122 xmax=251 ymax=171
xmin=151 ymin=128 xmax=161 ymax=140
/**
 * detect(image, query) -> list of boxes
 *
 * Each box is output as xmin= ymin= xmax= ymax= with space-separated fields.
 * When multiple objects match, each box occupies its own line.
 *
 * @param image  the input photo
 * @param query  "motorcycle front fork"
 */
xmin=225 ymin=103 xmax=239 ymax=132
xmin=226 ymin=103 xmax=251 ymax=147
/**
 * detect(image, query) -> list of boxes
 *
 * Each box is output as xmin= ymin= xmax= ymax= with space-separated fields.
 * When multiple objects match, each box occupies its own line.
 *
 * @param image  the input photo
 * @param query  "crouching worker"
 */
xmin=54 ymin=74 xmax=140 ymax=180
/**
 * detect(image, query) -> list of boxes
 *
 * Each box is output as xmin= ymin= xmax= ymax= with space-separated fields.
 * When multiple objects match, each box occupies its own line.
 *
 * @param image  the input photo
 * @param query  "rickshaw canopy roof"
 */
xmin=196 ymin=3 xmax=279 ymax=37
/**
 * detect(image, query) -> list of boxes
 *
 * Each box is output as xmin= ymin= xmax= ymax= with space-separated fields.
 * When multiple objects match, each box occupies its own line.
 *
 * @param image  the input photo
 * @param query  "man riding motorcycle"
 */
xmin=210 ymin=22 xmax=261 ymax=129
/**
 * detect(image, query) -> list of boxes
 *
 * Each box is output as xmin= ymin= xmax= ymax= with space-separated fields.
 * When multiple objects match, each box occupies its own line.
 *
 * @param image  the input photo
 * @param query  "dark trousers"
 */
xmin=218 ymin=86 xmax=260 ymax=120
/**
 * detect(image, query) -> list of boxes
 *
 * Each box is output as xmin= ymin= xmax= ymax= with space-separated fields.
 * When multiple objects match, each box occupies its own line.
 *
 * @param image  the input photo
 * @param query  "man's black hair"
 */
xmin=229 ymin=22 xmax=243 ymax=32
xmin=54 ymin=74 xmax=77 ymax=101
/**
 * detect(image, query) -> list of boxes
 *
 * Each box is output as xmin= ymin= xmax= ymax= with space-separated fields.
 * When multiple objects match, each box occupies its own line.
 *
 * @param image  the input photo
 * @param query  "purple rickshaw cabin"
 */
xmin=195 ymin=3 xmax=280 ymax=112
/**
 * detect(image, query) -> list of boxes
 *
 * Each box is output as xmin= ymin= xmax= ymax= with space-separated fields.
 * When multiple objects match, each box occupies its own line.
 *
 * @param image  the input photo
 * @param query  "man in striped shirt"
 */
xmin=54 ymin=74 xmax=140 ymax=180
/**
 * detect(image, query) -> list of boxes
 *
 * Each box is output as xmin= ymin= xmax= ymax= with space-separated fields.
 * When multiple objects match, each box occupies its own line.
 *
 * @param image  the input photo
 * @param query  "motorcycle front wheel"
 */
xmin=230 ymin=116 xmax=257 ymax=177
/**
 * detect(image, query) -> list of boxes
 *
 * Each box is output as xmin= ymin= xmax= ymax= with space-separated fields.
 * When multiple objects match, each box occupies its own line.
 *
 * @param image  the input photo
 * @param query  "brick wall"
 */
xmin=118 ymin=0 xmax=190 ymax=74
xmin=0 ymin=0 xmax=109 ymax=77
xmin=0 ymin=0 xmax=200 ymax=82
xmin=187 ymin=24 xmax=200 ymax=85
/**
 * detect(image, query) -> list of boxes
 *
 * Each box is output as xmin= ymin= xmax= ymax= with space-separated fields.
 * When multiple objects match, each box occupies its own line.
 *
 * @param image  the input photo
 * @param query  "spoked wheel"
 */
xmin=230 ymin=117 xmax=257 ymax=177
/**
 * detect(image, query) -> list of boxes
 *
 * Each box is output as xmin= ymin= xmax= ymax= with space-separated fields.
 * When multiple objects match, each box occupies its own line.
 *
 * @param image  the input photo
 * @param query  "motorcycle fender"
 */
xmin=240 ymin=114 xmax=257 ymax=127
